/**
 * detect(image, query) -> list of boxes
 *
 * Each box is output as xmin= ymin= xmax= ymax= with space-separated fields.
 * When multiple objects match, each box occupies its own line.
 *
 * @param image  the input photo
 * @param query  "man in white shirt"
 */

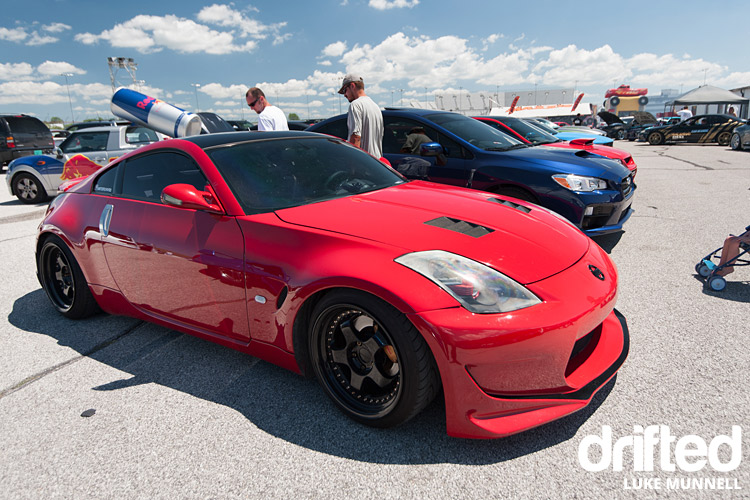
xmin=338 ymin=74 xmax=383 ymax=158
xmin=246 ymin=87 xmax=289 ymax=131
xmin=677 ymin=106 xmax=693 ymax=121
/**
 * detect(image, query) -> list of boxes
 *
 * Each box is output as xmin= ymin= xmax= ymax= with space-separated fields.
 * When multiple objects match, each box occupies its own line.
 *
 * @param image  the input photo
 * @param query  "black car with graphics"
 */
xmin=642 ymin=114 xmax=744 ymax=146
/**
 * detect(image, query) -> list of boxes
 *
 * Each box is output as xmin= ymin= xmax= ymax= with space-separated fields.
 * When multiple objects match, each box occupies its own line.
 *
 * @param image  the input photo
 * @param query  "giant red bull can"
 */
xmin=110 ymin=87 xmax=202 ymax=137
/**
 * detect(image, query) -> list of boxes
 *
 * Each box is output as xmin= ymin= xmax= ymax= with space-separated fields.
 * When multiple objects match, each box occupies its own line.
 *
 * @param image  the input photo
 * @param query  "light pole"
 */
xmin=60 ymin=73 xmax=75 ymax=123
xmin=191 ymin=83 xmax=201 ymax=111
xmin=399 ymin=88 xmax=404 ymax=107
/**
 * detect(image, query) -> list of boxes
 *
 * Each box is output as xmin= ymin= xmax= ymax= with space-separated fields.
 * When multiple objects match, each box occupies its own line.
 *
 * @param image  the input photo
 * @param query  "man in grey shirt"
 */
xmin=338 ymin=74 xmax=383 ymax=158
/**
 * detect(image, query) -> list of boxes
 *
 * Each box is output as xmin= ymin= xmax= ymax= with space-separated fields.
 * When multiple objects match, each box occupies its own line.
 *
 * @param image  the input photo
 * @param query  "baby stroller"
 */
xmin=695 ymin=226 xmax=750 ymax=291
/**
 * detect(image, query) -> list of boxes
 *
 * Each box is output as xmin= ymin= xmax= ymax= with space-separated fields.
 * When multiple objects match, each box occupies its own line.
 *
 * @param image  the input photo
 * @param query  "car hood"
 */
xmin=496 ymin=144 xmax=629 ymax=179
xmin=598 ymin=111 xmax=623 ymax=125
xmin=274 ymin=181 xmax=589 ymax=284
xmin=632 ymin=111 xmax=658 ymax=125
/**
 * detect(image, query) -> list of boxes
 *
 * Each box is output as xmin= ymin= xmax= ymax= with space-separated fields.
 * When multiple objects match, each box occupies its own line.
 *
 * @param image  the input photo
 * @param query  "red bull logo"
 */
xmin=60 ymin=154 xmax=102 ymax=181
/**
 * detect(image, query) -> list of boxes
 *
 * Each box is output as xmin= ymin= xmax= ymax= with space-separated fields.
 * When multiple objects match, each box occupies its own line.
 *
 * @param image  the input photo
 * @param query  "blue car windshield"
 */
xmin=206 ymin=136 xmax=405 ymax=215
xmin=426 ymin=113 xmax=525 ymax=151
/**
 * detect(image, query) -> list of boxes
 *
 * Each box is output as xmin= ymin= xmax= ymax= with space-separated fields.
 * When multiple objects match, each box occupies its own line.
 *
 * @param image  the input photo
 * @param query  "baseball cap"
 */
xmin=338 ymin=74 xmax=363 ymax=94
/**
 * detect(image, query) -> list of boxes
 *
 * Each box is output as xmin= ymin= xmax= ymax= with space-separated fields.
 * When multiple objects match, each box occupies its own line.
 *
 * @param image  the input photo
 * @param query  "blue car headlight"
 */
xmin=395 ymin=250 xmax=541 ymax=314
xmin=552 ymin=173 xmax=608 ymax=192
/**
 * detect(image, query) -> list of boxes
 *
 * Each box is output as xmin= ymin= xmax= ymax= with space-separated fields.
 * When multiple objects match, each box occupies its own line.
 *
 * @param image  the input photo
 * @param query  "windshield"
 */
xmin=206 ymin=136 xmax=405 ymax=214
xmin=426 ymin=113 xmax=523 ymax=151
xmin=492 ymin=117 xmax=560 ymax=145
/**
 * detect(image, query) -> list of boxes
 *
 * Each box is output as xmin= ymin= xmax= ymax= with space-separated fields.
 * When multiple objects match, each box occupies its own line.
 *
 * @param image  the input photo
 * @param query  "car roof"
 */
xmin=182 ymin=130 xmax=330 ymax=149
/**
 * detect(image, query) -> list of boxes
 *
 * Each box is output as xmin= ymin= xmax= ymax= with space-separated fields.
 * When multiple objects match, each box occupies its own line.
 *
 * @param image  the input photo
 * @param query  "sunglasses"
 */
xmin=247 ymin=99 xmax=259 ymax=107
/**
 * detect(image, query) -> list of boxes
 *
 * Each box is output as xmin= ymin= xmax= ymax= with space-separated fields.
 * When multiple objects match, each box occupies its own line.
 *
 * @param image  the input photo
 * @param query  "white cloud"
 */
xmin=75 ymin=10 xmax=284 ymax=54
xmin=27 ymin=34 xmax=59 ymax=46
xmin=0 ymin=62 xmax=34 ymax=81
xmin=43 ymin=23 xmax=71 ymax=33
xmin=0 ymin=27 xmax=28 ymax=43
xmin=323 ymin=41 xmax=347 ymax=58
xmin=197 ymin=4 xmax=287 ymax=41
xmin=369 ymin=0 xmax=419 ymax=9
xmin=37 ymin=61 xmax=87 ymax=77
xmin=319 ymin=60 xmax=332 ymax=66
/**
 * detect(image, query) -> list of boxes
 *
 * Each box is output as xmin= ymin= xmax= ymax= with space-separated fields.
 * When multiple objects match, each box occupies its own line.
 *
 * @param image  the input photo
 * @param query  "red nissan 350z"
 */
xmin=36 ymin=131 xmax=628 ymax=438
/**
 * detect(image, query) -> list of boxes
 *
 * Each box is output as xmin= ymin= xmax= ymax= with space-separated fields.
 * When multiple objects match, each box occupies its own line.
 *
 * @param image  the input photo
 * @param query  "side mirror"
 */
xmin=419 ymin=142 xmax=443 ymax=157
xmin=161 ymin=184 xmax=223 ymax=213
xmin=55 ymin=147 xmax=63 ymax=159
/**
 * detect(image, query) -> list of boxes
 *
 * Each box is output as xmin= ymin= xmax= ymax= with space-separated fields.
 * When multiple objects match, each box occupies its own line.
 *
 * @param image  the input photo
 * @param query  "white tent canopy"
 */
xmin=671 ymin=85 xmax=748 ymax=105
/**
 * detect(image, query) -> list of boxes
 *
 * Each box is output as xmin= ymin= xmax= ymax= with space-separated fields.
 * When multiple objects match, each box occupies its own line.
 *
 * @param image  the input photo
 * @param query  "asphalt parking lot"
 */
xmin=1 ymin=140 xmax=748 ymax=499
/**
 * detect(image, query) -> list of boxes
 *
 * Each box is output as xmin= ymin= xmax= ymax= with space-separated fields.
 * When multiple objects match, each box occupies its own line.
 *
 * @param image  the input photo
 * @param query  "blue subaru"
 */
xmin=308 ymin=109 xmax=635 ymax=236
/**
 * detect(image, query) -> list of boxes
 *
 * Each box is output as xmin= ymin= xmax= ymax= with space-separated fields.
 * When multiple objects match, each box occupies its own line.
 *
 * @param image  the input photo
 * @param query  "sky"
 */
xmin=1 ymin=0 xmax=748 ymax=124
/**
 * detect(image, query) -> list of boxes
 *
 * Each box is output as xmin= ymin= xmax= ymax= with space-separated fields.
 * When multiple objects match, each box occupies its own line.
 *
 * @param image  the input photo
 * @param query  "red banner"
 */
xmin=508 ymin=95 xmax=520 ymax=114
xmin=571 ymin=93 xmax=584 ymax=112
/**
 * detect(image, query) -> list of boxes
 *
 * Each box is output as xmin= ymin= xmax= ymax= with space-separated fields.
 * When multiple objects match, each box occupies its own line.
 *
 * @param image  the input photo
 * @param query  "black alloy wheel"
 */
xmin=616 ymin=129 xmax=626 ymax=140
xmin=648 ymin=132 xmax=664 ymax=145
xmin=38 ymin=235 xmax=99 ymax=319
xmin=13 ymin=173 xmax=47 ymax=204
xmin=309 ymin=290 xmax=439 ymax=428
xmin=717 ymin=131 xmax=731 ymax=147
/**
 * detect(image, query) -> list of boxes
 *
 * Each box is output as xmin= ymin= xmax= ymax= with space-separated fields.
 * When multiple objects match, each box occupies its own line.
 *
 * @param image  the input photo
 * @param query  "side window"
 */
xmin=61 ymin=132 xmax=109 ymax=153
xmin=125 ymin=126 xmax=159 ymax=144
xmin=93 ymin=166 xmax=118 ymax=195
xmin=312 ymin=118 xmax=348 ymax=140
xmin=435 ymin=131 xmax=466 ymax=159
xmin=382 ymin=117 xmax=434 ymax=154
xmin=121 ymin=152 xmax=208 ymax=202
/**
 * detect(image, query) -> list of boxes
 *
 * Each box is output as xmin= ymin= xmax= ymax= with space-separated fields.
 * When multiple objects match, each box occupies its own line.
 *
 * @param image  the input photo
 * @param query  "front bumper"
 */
xmin=408 ymin=243 xmax=628 ymax=438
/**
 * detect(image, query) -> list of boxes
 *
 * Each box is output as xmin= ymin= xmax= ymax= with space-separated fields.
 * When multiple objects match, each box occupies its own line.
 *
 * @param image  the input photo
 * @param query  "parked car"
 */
xmin=6 ymin=124 xmax=164 ymax=203
xmin=730 ymin=122 xmax=750 ymax=151
xmin=227 ymin=120 xmax=254 ymax=131
xmin=597 ymin=111 xmax=659 ymax=140
xmin=51 ymin=130 xmax=70 ymax=147
xmin=474 ymin=116 xmax=637 ymax=176
xmin=529 ymin=119 xmax=615 ymax=146
xmin=36 ymin=130 xmax=629 ymax=438
xmin=309 ymin=109 xmax=634 ymax=236
xmin=196 ymin=112 xmax=235 ymax=134
xmin=1 ymin=114 xmax=54 ymax=167
xmin=641 ymin=114 xmax=745 ymax=145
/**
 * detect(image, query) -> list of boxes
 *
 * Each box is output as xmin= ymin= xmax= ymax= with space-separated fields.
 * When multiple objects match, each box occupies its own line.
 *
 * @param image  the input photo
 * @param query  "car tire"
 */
xmin=38 ymin=235 xmax=100 ymax=319
xmin=648 ymin=132 xmax=664 ymax=145
xmin=717 ymin=131 xmax=731 ymax=147
xmin=494 ymin=186 xmax=537 ymax=204
xmin=309 ymin=290 xmax=440 ymax=428
xmin=730 ymin=133 xmax=742 ymax=151
xmin=616 ymin=129 xmax=626 ymax=140
xmin=12 ymin=173 xmax=47 ymax=204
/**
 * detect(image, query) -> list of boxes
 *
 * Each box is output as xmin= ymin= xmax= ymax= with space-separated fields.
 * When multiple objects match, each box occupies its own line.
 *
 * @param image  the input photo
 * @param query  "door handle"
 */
xmin=99 ymin=204 xmax=113 ymax=237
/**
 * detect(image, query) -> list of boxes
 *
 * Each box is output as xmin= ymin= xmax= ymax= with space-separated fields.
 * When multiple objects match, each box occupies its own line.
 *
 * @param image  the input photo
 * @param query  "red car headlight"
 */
xmin=395 ymin=250 xmax=541 ymax=314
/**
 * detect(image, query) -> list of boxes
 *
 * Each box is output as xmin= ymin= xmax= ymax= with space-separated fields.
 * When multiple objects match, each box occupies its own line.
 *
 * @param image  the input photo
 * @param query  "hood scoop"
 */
xmin=424 ymin=216 xmax=494 ymax=238
xmin=487 ymin=197 xmax=532 ymax=213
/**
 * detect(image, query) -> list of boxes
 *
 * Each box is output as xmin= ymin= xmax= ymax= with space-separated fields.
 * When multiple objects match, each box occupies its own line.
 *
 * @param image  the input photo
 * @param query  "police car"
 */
xmin=642 ymin=114 xmax=744 ymax=146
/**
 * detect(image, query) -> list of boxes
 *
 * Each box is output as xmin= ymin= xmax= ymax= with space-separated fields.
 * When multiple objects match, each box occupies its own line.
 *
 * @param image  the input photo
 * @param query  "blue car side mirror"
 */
xmin=420 ymin=142 xmax=443 ymax=157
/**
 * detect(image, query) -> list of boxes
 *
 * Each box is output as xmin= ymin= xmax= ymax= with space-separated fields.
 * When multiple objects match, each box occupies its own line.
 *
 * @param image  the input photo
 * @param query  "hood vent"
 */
xmin=487 ymin=197 xmax=532 ymax=213
xmin=424 ymin=216 xmax=494 ymax=238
